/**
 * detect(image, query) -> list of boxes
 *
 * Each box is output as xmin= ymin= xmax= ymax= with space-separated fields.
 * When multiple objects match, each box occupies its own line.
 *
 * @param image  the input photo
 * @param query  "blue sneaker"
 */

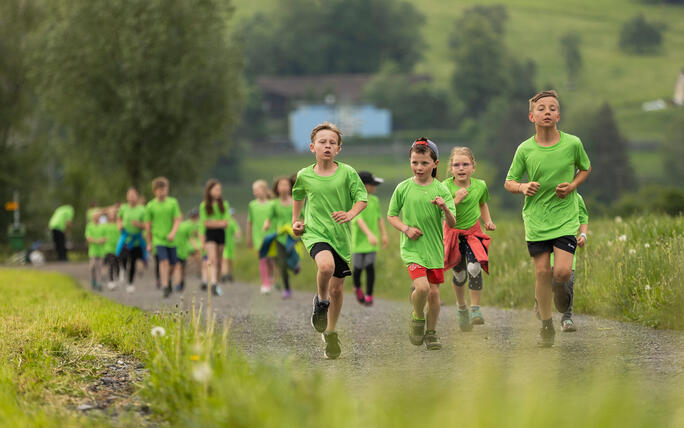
xmin=471 ymin=307 xmax=484 ymax=325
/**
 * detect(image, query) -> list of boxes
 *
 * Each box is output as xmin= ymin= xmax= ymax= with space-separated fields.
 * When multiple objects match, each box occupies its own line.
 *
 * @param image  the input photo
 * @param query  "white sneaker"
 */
xmin=107 ymin=281 xmax=117 ymax=290
xmin=260 ymin=285 xmax=271 ymax=295
xmin=126 ymin=285 xmax=135 ymax=294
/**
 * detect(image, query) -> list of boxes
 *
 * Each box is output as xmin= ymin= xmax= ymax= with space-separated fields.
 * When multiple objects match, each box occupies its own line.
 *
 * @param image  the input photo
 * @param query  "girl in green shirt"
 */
xmin=200 ymin=179 xmax=230 ymax=297
xmin=387 ymin=138 xmax=457 ymax=351
xmin=264 ymin=176 xmax=296 ymax=299
xmin=247 ymin=180 xmax=276 ymax=294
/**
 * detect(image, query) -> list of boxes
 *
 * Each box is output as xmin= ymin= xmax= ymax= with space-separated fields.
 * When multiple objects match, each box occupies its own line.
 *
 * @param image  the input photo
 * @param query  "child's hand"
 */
xmin=555 ymin=182 xmax=575 ymax=199
xmin=167 ymin=232 xmax=176 ymax=242
xmin=522 ymin=182 xmax=540 ymax=196
xmin=431 ymin=196 xmax=447 ymax=209
xmin=577 ymin=234 xmax=586 ymax=247
xmin=331 ymin=211 xmax=351 ymax=224
xmin=382 ymin=235 xmax=389 ymax=248
xmin=484 ymin=221 xmax=496 ymax=231
xmin=367 ymin=233 xmax=377 ymax=246
xmin=405 ymin=227 xmax=423 ymax=240
xmin=292 ymin=221 xmax=305 ymax=236
xmin=147 ymin=243 xmax=153 ymax=253
xmin=453 ymin=188 xmax=469 ymax=204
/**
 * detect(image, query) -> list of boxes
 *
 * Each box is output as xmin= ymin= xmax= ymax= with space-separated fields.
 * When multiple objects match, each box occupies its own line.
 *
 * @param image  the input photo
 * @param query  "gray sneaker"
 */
xmin=561 ymin=318 xmax=577 ymax=332
xmin=409 ymin=316 xmax=425 ymax=346
xmin=311 ymin=295 xmax=330 ymax=333
xmin=458 ymin=308 xmax=472 ymax=332
xmin=322 ymin=331 xmax=341 ymax=359
xmin=424 ymin=330 xmax=442 ymax=350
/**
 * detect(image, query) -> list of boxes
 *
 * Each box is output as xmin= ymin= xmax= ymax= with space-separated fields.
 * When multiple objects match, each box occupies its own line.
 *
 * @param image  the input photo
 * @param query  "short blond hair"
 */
xmin=152 ymin=176 xmax=169 ymax=190
xmin=252 ymin=179 xmax=275 ymax=199
xmin=310 ymin=122 xmax=343 ymax=146
xmin=529 ymin=90 xmax=559 ymax=112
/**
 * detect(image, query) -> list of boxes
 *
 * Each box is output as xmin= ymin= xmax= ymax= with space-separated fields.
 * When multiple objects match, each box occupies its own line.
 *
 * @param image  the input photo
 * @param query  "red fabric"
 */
xmin=407 ymin=263 xmax=445 ymax=284
xmin=443 ymin=219 xmax=491 ymax=273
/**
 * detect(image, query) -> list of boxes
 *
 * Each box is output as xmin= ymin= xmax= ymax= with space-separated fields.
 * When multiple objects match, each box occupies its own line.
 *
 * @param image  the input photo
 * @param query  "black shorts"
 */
xmin=205 ymin=228 xmax=225 ymax=244
xmin=309 ymin=242 xmax=351 ymax=278
xmin=527 ymin=235 xmax=577 ymax=257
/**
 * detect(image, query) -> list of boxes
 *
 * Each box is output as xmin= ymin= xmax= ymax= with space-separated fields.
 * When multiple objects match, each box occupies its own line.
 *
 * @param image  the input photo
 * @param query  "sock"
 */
xmin=412 ymin=311 xmax=425 ymax=321
xmin=542 ymin=318 xmax=553 ymax=328
xmin=471 ymin=305 xmax=480 ymax=311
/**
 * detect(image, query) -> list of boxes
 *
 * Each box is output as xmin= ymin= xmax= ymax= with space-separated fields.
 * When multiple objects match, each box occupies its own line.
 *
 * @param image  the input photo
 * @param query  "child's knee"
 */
xmin=553 ymin=268 xmax=572 ymax=283
xmin=452 ymin=268 xmax=467 ymax=286
xmin=413 ymin=281 xmax=430 ymax=294
xmin=467 ymin=262 xmax=481 ymax=278
xmin=428 ymin=285 xmax=440 ymax=298
xmin=317 ymin=261 xmax=335 ymax=277
xmin=535 ymin=265 xmax=552 ymax=278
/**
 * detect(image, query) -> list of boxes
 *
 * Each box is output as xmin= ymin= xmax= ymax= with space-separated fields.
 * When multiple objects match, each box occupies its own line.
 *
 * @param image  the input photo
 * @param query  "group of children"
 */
xmin=80 ymin=88 xmax=590 ymax=358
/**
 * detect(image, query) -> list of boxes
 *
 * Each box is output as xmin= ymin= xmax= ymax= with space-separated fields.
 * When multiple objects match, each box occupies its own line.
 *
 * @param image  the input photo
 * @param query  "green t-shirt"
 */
xmin=292 ymin=162 xmax=368 ymax=263
xmin=86 ymin=207 xmax=98 ymax=225
xmin=176 ymin=219 xmax=199 ymax=260
xmin=551 ymin=194 xmax=588 ymax=270
xmin=505 ymin=132 xmax=591 ymax=242
xmin=443 ymin=177 xmax=489 ymax=230
xmin=101 ymin=223 xmax=120 ymax=255
xmin=145 ymin=197 xmax=181 ymax=247
xmin=118 ymin=203 xmax=146 ymax=234
xmin=248 ymin=199 xmax=274 ymax=247
xmin=85 ymin=222 xmax=105 ymax=258
xmin=268 ymin=199 xmax=293 ymax=245
xmin=351 ymin=193 xmax=381 ymax=254
xmin=387 ymin=178 xmax=456 ymax=269
xmin=199 ymin=200 xmax=230 ymax=231
xmin=49 ymin=205 xmax=74 ymax=231
xmin=223 ymin=216 xmax=241 ymax=259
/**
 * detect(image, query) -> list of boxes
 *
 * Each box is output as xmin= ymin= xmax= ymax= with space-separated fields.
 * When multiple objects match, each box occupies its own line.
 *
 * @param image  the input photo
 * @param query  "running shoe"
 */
xmin=458 ymin=307 xmax=472 ymax=332
xmin=282 ymin=289 xmax=292 ymax=299
xmin=260 ymin=285 xmax=271 ymax=295
xmin=471 ymin=307 xmax=484 ymax=325
xmin=125 ymin=285 xmax=135 ymax=294
xmin=424 ymin=330 xmax=442 ymax=350
xmin=162 ymin=285 xmax=172 ymax=298
xmin=538 ymin=323 xmax=555 ymax=348
xmin=311 ymin=295 xmax=330 ymax=333
xmin=553 ymin=281 xmax=571 ymax=313
xmin=354 ymin=287 xmax=365 ymax=304
xmin=201 ymin=282 xmax=208 ymax=291
xmin=322 ymin=331 xmax=341 ymax=359
xmin=175 ymin=282 xmax=185 ymax=292
xmin=106 ymin=281 xmax=117 ymax=291
xmin=561 ymin=318 xmax=577 ymax=333
xmin=364 ymin=295 xmax=374 ymax=306
xmin=409 ymin=315 xmax=426 ymax=346
xmin=211 ymin=284 xmax=223 ymax=296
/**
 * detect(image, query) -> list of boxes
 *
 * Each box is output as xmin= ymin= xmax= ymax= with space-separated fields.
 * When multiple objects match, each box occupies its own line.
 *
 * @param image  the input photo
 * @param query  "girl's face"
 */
xmin=209 ymin=183 xmax=222 ymax=200
xmin=276 ymin=179 xmax=291 ymax=196
xmin=410 ymin=151 xmax=437 ymax=181
xmin=126 ymin=189 xmax=139 ymax=205
xmin=450 ymin=154 xmax=475 ymax=183
xmin=309 ymin=130 xmax=341 ymax=161
xmin=253 ymin=184 xmax=267 ymax=199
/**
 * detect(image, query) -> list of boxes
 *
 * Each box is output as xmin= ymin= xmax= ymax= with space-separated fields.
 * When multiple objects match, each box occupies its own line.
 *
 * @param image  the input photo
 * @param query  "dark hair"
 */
xmin=272 ymin=175 xmax=295 ymax=196
xmin=203 ymin=179 xmax=225 ymax=216
xmin=152 ymin=176 xmax=169 ymax=190
xmin=409 ymin=139 xmax=438 ymax=178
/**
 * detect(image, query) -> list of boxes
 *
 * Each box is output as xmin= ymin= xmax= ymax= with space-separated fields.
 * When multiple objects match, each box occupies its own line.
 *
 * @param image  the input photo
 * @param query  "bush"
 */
xmin=619 ymin=14 xmax=663 ymax=54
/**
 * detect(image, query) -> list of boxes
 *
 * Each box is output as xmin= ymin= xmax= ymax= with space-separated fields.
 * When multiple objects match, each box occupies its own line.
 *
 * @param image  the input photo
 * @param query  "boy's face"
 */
xmin=529 ymin=96 xmax=560 ymax=128
xmin=126 ymin=189 xmax=138 ymax=204
xmin=410 ymin=151 xmax=438 ymax=180
xmin=364 ymin=183 xmax=377 ymax=194
xmin=310 ymin=130 xmax=341 ymax=161
xmin=154 ymin=186 xmax=168 ymax=199
xmin=450 ymin=155 xmax=475 ymax=182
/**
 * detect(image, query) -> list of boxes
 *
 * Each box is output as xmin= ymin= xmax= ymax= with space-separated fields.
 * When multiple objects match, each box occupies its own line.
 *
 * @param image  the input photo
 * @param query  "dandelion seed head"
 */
xmin=615 ymin=216 xmax=623 ymax=223
xmin=629 ymin=249 xmax=636 ymax=255
xmin=644 ymin=243 xmax=650 ymax=248
xmin=192 ymin=362 xmax=212 ymax=382
xmin=645 ymin=284 xmax=652 ymax=291
xmin=151 ymin=326 xmax=166 ymax=337
xmin=618 ymin=234 xmax=627 ymax=242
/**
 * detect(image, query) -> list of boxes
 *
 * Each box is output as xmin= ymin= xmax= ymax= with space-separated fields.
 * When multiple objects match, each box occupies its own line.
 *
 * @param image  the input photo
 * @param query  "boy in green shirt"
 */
xmin=145 ymin=177 xmax=182 ymax=298
xmin=351 ymin=171 xmax=388 ymax=306
xmin=49 ymin=204 xmax=74 ymax=261
xmin=175 ymin=208 xmax=200 ymax=292
xmin=101 ymin=208 xmax=122 ymax=291
xmin=292 ymin=122 xmax=368 ymax=359
xmin=505 ymin=90 xmax=591 ymax=347
xmin=85 ymin=210 xmax=106 ymax=291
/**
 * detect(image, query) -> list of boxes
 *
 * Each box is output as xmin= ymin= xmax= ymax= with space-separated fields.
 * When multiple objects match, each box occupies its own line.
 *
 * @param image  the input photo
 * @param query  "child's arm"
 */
xmin=262 ymin=218 xmax=271 ymax=232
xmin=577 ymin=223 xmax=588 ymax=247
xmin=356 ymin=218 xmax=377 ymax=246
xmin=387 ymin=215 xmax=422 ymax=240
xmin=556 ymin=168 xmax=591 ymax=199
xmin=145 ymin=222 xmax=152 ymax=252
xmin=479 ymin=203 xmax=496 ymax=231
xmin=292 ymin=199 xmax=306 ymax=236
xmin=378 ymin=217 xmax=388 ymax=248
xmin=331 ymin=201 xmax=367 ymax=224
xmin=168 ymin=217 xmax=181 ymax=242
xmin=504 ymin=180 xmax=540 ymax=196
xmin=246 ymin=220 xmax=253 ymax=248
xmin=431 ymin=197 xmax=456 ymax=228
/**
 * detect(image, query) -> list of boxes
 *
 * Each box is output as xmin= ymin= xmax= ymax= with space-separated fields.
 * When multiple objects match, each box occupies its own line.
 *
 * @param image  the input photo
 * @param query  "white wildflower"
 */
xmin=644 ymin=243 xmax=650 ymax=248
xmin=607 ymin=240 xmax=613 ymax=247
xmin=150 ymin=326 xmax=166 ymax=337
xmin=618 ymin=234 xmax=627 ymax=242
xmin=645 ymin=284 xmax=652 ymax=291
xmin=192 ymin=362 xmax=212 ymax=382
xmin=615 ymin=216 xmax=623 ymax=223
xmin=629 ymin=249 xmax=636 ymax=255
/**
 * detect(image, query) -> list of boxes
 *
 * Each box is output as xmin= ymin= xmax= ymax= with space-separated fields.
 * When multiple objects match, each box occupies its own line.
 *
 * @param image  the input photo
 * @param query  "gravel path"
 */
xmin=37 ymin=262 xmax=684 ymax=388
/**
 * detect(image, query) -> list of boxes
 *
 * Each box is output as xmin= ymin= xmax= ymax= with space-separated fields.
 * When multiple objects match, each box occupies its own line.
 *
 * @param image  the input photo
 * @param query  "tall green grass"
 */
xmin=233 ymin=214 xmax=684 ymax=329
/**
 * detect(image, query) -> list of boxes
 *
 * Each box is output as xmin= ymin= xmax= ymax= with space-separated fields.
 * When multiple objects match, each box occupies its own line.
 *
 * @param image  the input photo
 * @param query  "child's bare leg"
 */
xmin=215 ymin=244 xmax=224 ymax=281
xmin=221 ymin=258 xmax=229 ymax=277
xmin=533 ymin=252 xmax=553 ymax=320
xmin=205 ymin=242 xmax=218 ymax=284
xmin=159 ymin=259 xmax=170 ymax=288
xmin=172 ymin=262 xmax=181 ymax=285
xmin=266 ymin=258 xmax=276 ymax=286
xmin=452 ymin=281 xmax=467 ymax=306
xmin=426 ymin=284 xmax=441 ymax=331
xmin=551 ymin=248 xmax=573 ymax=284
xmin=411 ymin=277 xmax=430 ymax=319
xmin=469 ymin=289 xmax=481 ymax=307
xmin=326 ymin=276 xmax=345 ymax=332
xmin=314 ymin=251 xmax=335 ymax=300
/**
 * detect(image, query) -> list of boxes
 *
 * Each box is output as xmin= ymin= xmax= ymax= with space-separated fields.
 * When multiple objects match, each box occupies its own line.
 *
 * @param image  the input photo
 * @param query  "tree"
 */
xmin=619 ymin=14 xmax=663 ymax=54
xmin=32 ymin=0 xmax=244 ymax=196
xmin=581 ymin=103 xmax=636 ymax=202
xmin=560 ymin=32 xmax=582 ymax=88
xmin=239 ymin=0 xmax=425 ymax=76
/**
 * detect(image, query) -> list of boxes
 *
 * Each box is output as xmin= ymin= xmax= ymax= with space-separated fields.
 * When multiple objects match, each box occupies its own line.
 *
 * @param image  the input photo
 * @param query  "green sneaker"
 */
xmin=538 ymin=323 xmax=555 ymax=348
xmin=424 ymin=330 xmax=442 ymax=350
xmin=457 ymin=307 xmax=472 ymax=332
xmin=561 ymin=318 xmax=577 ymax=333
xmin=471 ymin=307 xmax=484 ymax=325
xmin=409 ymin=315 xmax=425 ymax=346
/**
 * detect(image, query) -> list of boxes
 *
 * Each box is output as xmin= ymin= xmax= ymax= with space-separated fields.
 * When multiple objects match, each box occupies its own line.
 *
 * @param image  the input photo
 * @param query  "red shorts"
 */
xmin=407 ymin=263 xmax=445 ymax=284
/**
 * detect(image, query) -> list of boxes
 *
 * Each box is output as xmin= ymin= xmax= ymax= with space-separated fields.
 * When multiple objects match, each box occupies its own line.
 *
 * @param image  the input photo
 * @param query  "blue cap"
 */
xmin=410 ymin=137 xmax=439 ymax=158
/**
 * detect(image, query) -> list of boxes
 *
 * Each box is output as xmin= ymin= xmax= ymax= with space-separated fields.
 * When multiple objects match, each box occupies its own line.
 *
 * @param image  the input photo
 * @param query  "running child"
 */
xmin=442 ymin=147 xmax=495 ymax=331
xmin=504 ymin=90 xmax=591 ymax=347
xmin=351 ymin=171 xmax=388 ymax=307
xmin=101 ymin=207 xmax=121 ymax=290
xmin=387 ymin=138 xmax=457 ymax=350
xmin=292 ymin=122 xmax=367 ymax=359
xmin=145 ymin=177 xmax=182 ymax=298
xmin=247 ymin=180 xmax=276 ymax=294
xmin=221 ymin=208 xmax=241 ymax=283
xmin=85 ymin=210 xmax=106 ymax=290
xmin=199 ymin=179 xmax=231 ymax=296
xmin=116 ymin=187 xmax=149 ymax=290
xmin=175 ymin=208 xmax=201 ymax=292
xmin=49 ymin=204 xmax=74 ymax=261
xmin=264 ymin=176 xmax=296 ymax=299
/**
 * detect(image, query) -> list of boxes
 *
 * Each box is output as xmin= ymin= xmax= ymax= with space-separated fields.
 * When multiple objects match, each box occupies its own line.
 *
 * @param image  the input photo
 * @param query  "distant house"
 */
xmin=674 ymin=68 xmax=684 ymax=106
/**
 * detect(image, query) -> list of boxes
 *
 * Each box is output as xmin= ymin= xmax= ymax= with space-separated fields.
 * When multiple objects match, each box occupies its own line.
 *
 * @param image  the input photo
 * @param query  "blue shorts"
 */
xmin=156 ymin=246 xmax=178 ymax=265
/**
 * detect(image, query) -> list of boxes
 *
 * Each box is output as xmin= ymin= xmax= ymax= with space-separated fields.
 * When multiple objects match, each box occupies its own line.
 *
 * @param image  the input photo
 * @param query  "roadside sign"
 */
xmin=5 ymin=201 xmax=19 ymax=211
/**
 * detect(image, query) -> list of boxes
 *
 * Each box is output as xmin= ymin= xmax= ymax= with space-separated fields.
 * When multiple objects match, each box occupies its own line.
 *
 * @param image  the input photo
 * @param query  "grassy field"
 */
xmin=1 ymin=269 xmax=683 ymax=427
xmin=232 ymin=214 xmax=684 ymax=330
xmin=230 ymin=0 xmax=684 ymax=142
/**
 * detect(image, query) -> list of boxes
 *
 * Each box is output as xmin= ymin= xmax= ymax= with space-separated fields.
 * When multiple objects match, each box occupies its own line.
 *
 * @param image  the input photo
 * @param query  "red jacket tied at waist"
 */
xmin=443 ymin=219 xmax=490 ymax=273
